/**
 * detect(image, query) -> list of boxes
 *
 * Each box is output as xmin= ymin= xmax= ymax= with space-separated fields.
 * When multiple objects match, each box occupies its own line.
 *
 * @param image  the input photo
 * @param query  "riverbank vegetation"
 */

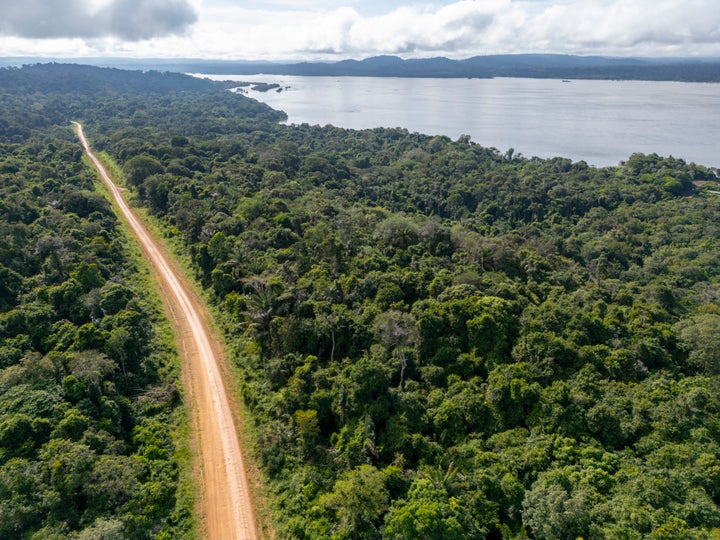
xmin=2 ymin=63 xmax=720 ymax=539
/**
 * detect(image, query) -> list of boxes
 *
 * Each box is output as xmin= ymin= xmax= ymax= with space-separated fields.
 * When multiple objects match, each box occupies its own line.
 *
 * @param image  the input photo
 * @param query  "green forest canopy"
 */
xmin=0 ymin=66 xmax=196 ymax=539
xmin=1 ymin=63 xmax=720 ymax=539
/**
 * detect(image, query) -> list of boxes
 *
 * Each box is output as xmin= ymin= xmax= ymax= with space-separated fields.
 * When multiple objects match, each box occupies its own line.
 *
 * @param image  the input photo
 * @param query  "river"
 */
xmin=197 ymin=74 xmax=720 ymax=168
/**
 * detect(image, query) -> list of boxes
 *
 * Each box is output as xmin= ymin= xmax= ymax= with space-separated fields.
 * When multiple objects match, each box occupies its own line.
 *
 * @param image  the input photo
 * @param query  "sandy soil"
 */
xmin=74 ymin=123 xmax=258 ymax=540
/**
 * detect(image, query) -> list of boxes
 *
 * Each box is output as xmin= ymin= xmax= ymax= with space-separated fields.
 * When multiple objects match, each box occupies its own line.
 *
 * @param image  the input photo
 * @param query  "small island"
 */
xmin=251 ymin=82 xmax=281 ymax=92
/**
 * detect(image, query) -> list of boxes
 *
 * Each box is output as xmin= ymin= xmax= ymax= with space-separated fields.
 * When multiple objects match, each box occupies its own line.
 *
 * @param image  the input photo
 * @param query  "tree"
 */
xmin=320 ymin=464 xmax=389 ymax=539
xmin=99 ymin=283 xmax=133 ymax=315
xmin=0 ymin=414 xmax=36 ymax=459
xmin=293 ymin=409 xmax=320 ymax=457
xmin=0 ymin=458 xmax=46 ymax=537
xmin=76 ymin=518 xmax=125 ymax=540
xmin=85 ymin=455 xmax=142 ymax=514
xmin=383 ymin=475 xmax=488 ymax=540
xmin=40 ymin=439 xmax=96 ymax=519
xmin=123 ymin=155 xmax=164 ymax=187
xmin=674 ymin=314 xmax=720 ymax=374
xmin=486 ymin=363 xmax=541 ymax=427
xmin=522 ymin=471 xmax=600 ymax=540
xmin=373 ymin=310 xmax=418 ymax=389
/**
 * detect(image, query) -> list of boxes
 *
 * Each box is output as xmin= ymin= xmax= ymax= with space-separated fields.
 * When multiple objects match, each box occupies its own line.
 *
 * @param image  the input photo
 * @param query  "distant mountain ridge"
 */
xmin=217 ymin=54 xmax=720 ymax=81
xmin=2 ymin=54 xmax=719 ymax=81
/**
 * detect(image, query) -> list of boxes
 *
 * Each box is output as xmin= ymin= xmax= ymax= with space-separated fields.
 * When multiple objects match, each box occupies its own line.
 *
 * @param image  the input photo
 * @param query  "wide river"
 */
xmin=199 ymin=74 xmax=720 ymax=168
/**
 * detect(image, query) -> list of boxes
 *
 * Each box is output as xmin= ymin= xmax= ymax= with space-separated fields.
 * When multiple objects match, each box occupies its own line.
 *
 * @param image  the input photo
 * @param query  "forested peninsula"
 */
xmin=2 ymin=63 xmax=720 ymax=539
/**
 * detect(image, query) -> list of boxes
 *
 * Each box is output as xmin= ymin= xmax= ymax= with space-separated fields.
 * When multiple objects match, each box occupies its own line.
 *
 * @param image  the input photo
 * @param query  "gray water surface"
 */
xmin=200 ymin=74 xmax=720 ymax=168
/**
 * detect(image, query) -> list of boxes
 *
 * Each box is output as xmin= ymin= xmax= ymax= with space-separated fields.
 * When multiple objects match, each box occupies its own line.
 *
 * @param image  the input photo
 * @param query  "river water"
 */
xmin=198 ymin=74 xmax=720 ymax=168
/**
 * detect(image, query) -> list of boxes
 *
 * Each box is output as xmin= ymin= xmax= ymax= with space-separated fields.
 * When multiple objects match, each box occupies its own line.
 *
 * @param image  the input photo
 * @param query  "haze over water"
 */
xmin=202 ymin=74 xmax=720 ymax=168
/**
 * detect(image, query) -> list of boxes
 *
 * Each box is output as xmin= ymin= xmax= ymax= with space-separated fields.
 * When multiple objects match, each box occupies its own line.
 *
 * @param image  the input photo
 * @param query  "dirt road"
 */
xmin=74 ymin=122 xmax=258 ymax=540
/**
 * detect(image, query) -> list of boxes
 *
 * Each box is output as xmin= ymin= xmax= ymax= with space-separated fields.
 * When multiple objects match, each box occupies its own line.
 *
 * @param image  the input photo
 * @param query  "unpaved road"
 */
xmin=74 ymin=122 xmax=258 ymax=540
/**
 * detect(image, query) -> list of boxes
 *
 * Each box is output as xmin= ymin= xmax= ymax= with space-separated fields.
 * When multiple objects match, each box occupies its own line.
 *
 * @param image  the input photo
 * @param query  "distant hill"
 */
xmin=2 ymin=54 xmax=719 ymax=82
xmin=205 ymin=54 xmax=720 ymax=81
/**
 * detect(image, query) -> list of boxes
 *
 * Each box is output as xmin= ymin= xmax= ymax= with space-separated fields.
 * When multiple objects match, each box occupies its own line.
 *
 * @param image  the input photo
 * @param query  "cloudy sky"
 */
xmin=1 ymin=0 xmax=719 ymax=60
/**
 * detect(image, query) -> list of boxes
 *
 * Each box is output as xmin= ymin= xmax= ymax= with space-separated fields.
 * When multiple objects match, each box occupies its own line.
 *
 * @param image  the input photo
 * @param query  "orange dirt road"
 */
xmin=74 ymin=122 xmax=258 ymax=540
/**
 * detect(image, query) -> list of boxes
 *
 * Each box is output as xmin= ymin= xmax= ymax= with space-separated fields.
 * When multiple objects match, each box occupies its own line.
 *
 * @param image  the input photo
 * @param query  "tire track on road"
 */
xmin=74 ymin=122 xmax=258 ymax=540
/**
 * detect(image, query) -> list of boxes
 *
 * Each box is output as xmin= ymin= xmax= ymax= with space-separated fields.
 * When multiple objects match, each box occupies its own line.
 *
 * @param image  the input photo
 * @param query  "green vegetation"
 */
xmin=3 ymin=63 xmax=720 ymax=539
xmin=0 ymin=67 xmax=195 ymax=539
xmin=251 ymin=83 xmax=282 ymax=93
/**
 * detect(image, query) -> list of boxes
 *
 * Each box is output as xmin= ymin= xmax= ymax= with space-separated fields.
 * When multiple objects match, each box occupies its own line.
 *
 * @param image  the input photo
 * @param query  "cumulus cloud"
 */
xmin=286 ymin=0 xmax=720 ymax=58
xmin=2 ymin=0 xmax=720 ymax=58
xmin=293 ymin=1 xmax=521 ymax=56
xmin=162 ymin=0 xmax=720 ymax=59
xmin=526 ymin=0 xmax=720 ymax=54
xmin=0 ymin=0 xmax=198 ymax=41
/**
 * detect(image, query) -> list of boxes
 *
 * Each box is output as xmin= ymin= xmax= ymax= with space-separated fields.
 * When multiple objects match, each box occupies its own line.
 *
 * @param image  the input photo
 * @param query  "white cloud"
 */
xmin=0 ymin=0 xmax=197 ymax=42
xmin=184 ymin=0 xmax=528 ymax=59
xmin=1 ymin=0 xmax=720 ymax=59
xmin=190 ymin=0 xmax=720 ymax=59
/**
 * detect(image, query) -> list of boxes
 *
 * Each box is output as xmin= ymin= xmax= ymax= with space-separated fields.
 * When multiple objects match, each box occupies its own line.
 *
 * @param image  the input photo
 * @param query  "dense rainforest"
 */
xmin=0 ymin=66 xmax=198 ymax=538
xmin=2 ymin=63 xmax=720 ymax=539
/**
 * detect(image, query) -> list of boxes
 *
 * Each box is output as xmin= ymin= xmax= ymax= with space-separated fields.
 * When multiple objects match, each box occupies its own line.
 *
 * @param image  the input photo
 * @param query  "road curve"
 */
xmin=74 ymin=122 xmax=258 ymax=540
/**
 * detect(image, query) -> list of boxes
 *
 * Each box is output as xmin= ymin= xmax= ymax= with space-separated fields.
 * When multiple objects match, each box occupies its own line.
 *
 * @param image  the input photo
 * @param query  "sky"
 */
xmin=1 ymin=0 xmax=719 ymax=60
